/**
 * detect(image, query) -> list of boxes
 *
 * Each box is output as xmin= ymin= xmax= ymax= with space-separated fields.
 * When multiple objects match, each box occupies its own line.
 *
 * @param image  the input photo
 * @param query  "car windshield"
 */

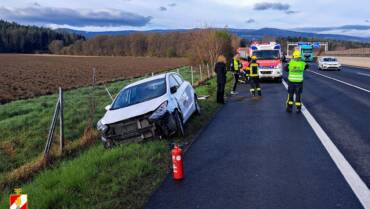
xmin=252 ymin=50 xmax=280 ymax=60
xmin=111 ymin=78 xmax=166 ymax=110
xmin=323 ymin=58 xmax=337 ymax=62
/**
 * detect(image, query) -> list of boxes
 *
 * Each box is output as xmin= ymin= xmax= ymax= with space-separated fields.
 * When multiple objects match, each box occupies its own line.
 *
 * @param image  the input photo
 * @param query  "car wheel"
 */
xmin=104 ymin=139 xmax=115 ymax=149
xmin=194 ymin=94 xmax=201 ymax=115
xmin=276 ymin=77 xmax=282 ymax=83
xmin=338 ymin=68 xmax=341 ymax=71
xmin=174 ymin=110 xmax=185 ymax=137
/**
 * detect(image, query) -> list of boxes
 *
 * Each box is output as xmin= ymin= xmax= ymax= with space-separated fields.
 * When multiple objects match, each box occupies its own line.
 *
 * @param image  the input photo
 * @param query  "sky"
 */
xmin=0 ymin=0 xmax=369 ymax=32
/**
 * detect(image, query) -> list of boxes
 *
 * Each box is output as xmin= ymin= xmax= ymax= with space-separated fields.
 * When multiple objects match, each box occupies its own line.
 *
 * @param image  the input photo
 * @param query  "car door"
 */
xmin=169 ymin=74 xmax=192 ymax=121
xmin=168 ymin=75 xmax=185 ymax=115
xmin=172 ymin=74 xmax=194 ymax=122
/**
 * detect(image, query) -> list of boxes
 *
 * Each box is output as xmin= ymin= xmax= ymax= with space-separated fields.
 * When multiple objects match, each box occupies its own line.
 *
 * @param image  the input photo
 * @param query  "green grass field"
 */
xmin=0 ymin=66 xmax=191 ymax=181
xmin=0 ymin=66 xmax=232 ymax=209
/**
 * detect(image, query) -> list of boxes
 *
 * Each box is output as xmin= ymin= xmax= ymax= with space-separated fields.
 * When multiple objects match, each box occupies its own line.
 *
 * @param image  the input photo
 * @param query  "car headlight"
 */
xmin=149 ymin=101 xmax=168 ymax=121
xmin=274 ymin=64 xmax=282 ymax=69
xmin=97 ymin=119 xmax=108 ymax=134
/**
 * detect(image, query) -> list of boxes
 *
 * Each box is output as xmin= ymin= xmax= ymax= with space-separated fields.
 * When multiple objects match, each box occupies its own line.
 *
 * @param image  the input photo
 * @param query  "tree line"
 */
xmin=0 ymin=20 xmax=84 ymax=53
xmin=52 ymin=29 xmax=238 ymax=64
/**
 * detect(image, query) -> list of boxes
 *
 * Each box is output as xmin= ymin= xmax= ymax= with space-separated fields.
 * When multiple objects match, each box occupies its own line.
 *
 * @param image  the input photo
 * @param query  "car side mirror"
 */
xmin=170 ymin=86 xmax=178 ymax=94
xmin=105 ymin=105 xmax=111 ymax=111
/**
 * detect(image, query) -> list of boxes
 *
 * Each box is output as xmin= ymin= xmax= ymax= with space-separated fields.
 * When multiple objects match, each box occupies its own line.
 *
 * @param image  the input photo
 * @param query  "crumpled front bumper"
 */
xmin=100 ymin=111 xmax=176 ymax=143
xmin=101 ymin=113 xmax=156 ymax=142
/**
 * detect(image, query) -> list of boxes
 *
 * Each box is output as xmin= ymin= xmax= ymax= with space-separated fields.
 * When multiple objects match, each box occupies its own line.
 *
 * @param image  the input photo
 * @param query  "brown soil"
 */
xmin=0 ymin=54 xmax=188 ymax=103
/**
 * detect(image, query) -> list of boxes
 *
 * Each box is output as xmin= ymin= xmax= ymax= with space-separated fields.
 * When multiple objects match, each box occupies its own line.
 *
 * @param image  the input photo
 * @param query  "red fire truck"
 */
xmin=238 ymin=42 xmax=283 ymax=82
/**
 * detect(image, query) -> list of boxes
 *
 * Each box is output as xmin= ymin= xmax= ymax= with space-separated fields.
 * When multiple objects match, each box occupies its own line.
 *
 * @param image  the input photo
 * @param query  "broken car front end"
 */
xmin=97 ymin=101 xmax=177 ymax=146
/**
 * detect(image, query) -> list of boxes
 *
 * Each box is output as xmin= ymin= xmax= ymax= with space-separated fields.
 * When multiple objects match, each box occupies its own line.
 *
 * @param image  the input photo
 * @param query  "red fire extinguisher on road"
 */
xmin=171 ymin=144 xmax=184 ymax=181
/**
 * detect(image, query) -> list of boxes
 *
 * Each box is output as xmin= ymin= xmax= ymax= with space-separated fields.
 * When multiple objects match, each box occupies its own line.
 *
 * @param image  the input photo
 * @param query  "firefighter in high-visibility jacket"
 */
xmin=230 ymin=55 xmax=243 ymax=95
xmin=285 ymin=50 xmax=309 ymax=113
xmin=248 ymin=56 xmax=261 ymax=96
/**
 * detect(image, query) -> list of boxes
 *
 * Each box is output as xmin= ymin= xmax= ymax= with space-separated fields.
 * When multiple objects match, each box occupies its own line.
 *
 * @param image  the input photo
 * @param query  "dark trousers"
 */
xmin=249 ymin=76 xmax=261 ymax=96
xmin=287 ymin=81 xmax=303 ymax=109
xmin=232 ymin=73 xmax=239 ymax=91
xmin=217 ymin=81 xmax=225 ymax=103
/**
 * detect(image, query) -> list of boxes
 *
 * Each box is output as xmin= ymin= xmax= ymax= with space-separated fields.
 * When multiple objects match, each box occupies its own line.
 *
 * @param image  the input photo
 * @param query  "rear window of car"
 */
xmin=111 ymin=78 xmax=166 ymax=110
xmin=323 ymin=58 xmax=337 ymax=62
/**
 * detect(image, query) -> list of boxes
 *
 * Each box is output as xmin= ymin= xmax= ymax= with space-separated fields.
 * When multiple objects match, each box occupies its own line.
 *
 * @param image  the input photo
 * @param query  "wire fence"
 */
xmin=0 ymin=64 xmax=216 ymax=178
xmin=324 ymin=48 xmax=370 ymax=57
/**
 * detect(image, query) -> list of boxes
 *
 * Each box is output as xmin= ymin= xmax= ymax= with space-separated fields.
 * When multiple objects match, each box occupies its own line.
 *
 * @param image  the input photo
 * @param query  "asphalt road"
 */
xmin=303 ymin=64 xmax=370 ymax=188
xmin=144 ymin=65 xmax=369 ymax=209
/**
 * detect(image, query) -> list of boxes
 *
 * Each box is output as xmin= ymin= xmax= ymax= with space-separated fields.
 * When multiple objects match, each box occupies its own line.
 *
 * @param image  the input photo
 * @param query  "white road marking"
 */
xmin=357 ymin=72 xmax=370 ymax=77
xmin=307 ymin=70 xmax=370 ymax=93
xmin=282 ymin=80 xmax=370 ymax=209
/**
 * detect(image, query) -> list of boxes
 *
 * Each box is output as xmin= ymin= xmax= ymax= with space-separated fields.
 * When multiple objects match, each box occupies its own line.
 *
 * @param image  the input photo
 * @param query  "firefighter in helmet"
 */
xmin=285 ymin=50 xmax=309 ymax=113
xmin=248 ymin=56 xmax=261 ymax=97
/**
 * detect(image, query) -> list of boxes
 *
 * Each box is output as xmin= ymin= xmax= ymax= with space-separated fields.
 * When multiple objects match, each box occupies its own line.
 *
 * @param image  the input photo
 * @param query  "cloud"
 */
xmin=168 ymin=3 xmax=177 ymax=7
xmin=246 ymin=18 xmax=255 ymax=24
xmin=253 ymin=2 xmax=290 ymax=11
xmin=285 ymin=10 xmax=298 ymax=15
xmin=0 ymin=6 xmax=152 ymax=27
xmin=159 ymin=6 xmax=167 ymax=11
xmin=366 ymin=20 xmax=370 ymax=23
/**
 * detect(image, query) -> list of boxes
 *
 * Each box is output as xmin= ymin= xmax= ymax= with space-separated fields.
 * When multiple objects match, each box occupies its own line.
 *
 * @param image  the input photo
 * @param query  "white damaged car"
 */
xmin=97 ymin=72 xmax=200 ymax=147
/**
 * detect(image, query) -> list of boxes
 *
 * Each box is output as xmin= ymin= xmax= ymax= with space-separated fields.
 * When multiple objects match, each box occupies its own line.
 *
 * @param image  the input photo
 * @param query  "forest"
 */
xmin=0 ymin=20 xmax=84 ymax=53
xmin=53 ymin=29 xmax=237 ymax=64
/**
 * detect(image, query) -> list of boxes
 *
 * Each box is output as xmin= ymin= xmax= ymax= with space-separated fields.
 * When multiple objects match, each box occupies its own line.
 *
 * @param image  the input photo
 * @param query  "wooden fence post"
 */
xmin=191 ymin=66 xmax=194 ymax=86
xmin=199 ymin=65 xmax=203 ymax=81
xmin=207 ymin=64 xmax=210 ymax=79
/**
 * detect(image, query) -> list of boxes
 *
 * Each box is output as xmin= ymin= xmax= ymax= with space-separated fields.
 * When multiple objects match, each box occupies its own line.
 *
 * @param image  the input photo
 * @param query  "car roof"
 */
xmin=124 ymin=73 xmax=168 ymax=89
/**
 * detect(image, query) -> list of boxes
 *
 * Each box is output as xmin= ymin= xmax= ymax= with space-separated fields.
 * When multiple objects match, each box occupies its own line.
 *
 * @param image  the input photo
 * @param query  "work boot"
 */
xmin=286 ymin=106 xmax=292 ymax=113
xmin=296 ymin=102 xmax=302 ymax=113
xmin=230 ymin=91 xmax=238 ymax=95
xmin=286 ymin=101 xmax=293 ymax=113
xmin=250 ymin=89 xmax=255 ymax=96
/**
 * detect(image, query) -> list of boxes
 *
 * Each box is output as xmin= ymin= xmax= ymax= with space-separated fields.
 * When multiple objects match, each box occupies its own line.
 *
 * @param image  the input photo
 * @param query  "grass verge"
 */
xmin=0 ymin=74 xmax=232 ymax=209
xmin=0 ymin=67 xmax=189 ymax=183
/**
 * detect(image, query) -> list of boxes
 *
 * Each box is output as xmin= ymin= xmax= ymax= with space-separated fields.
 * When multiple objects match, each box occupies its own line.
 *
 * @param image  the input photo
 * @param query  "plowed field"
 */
xmin=0 ymin=54 xmax=188 ymax=103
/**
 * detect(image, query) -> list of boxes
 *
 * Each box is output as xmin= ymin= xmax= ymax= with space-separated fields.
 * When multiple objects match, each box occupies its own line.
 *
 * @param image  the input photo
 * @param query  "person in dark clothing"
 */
xmin=248 ymin=56 xmax=262 ymax=96
xmin=214 ymin=55 xmax=227 ymax=104
xmin=230 ymin=55 xmax=243 ymax=95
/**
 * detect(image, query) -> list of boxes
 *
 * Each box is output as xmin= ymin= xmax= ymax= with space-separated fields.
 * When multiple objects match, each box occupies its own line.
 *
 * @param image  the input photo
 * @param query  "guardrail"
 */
xmin=324 ymin=48 xmax=370 ymax=57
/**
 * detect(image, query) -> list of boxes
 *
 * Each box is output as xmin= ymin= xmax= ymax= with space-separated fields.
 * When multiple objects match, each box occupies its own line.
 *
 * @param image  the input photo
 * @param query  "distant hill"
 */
xmin=55 ymin=28 xmax=190 ymax=38
xmin=292 ymin=25 xmax=370 ymax=38
xmin=56 ymin=27 xmax=370 ymax=43
xmin=229 ymin=28 xmax=370 ymax=43
xmin=0 ymin=20 xmax=85 ymax=53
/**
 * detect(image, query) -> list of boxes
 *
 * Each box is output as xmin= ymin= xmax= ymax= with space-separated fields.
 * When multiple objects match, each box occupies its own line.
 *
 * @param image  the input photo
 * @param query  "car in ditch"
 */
xmin=318 ymin=56 xmax=341 ymax=71
xmin=97 ymin=72 xmax=200 ymax=147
